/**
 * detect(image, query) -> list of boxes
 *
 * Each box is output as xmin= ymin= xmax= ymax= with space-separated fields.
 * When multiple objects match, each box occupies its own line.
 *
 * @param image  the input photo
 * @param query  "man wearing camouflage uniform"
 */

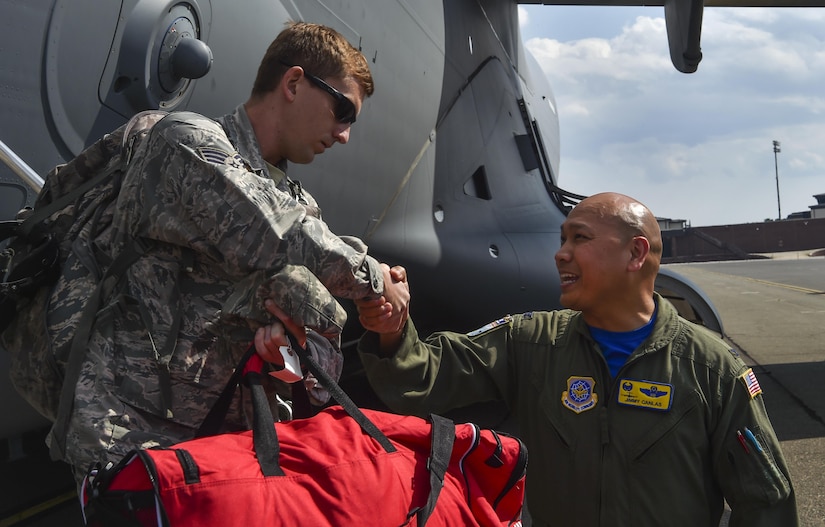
xmin=51 ymin=22 xmax=408 ymax=482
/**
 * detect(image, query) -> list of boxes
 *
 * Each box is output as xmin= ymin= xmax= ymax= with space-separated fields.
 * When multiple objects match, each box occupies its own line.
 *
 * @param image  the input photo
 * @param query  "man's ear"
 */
xmin=628 ymin=236 xmax=651 ymax=272
xmin=281 ymin=66 xmax=302 ymax=102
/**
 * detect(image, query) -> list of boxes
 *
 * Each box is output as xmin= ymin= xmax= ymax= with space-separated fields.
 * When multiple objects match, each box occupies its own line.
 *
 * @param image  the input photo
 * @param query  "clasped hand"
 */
xmin=254 ymin=263 xmax=409 ymax=365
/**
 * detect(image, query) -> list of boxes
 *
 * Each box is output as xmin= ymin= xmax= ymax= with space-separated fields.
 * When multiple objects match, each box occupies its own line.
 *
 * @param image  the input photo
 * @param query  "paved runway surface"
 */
xmin=3 ymin=252 xmax=823 ymax=526
xmin=668 ymin=253 xmax=825 ymax=526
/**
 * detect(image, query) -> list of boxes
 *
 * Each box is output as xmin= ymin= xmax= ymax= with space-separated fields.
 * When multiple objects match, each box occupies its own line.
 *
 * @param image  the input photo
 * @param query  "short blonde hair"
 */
xmin=251 ymin=21 xmax=374 ymax=98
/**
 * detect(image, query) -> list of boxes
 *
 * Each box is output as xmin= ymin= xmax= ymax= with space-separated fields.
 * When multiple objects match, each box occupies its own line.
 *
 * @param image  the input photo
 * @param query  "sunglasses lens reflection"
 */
xmin=308 ymin=74 xmax=356 ymax=124
xmin=335 ymin=99 xmax=356 ymax=124
xmin=280 ymin=62 xmax=358 ymax=124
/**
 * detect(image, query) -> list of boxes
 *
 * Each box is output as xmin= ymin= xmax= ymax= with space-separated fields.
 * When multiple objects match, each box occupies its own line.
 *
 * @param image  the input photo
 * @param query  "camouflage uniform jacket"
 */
xmin=359 ymin=293 xmax=797 ymax=527
xmin=57 ymin=105 xmax=383 ymax=476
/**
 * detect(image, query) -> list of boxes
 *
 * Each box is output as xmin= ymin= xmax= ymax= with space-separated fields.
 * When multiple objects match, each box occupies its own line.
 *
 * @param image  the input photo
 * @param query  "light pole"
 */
xmin=772 ymin=140 xmax=781 ymax=220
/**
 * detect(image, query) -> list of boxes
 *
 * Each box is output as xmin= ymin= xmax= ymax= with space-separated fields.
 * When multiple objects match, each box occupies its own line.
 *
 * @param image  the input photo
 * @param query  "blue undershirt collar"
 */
xmin=588 ymin=302 xmax=658 ymax=378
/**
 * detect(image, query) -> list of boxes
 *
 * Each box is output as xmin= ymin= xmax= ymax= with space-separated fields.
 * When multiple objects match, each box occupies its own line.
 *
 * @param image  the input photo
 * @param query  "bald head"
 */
xmin=570 ymin=192 xmax=663 ymax=274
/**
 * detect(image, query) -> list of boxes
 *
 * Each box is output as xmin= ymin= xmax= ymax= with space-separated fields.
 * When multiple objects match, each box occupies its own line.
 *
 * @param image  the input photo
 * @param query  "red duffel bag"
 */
xmin=81 ymin=343 xmax=527 ymax=526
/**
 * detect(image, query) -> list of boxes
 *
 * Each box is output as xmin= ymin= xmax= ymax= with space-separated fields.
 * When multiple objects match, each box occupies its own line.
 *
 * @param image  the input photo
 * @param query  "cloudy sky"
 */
xmin=518 ymin=5 xmax=825 ymax=227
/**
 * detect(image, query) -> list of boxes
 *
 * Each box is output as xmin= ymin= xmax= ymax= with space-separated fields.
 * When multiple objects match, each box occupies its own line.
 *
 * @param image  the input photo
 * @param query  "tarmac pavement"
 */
xmin=667 ymin=253 xmax=825 ymax=527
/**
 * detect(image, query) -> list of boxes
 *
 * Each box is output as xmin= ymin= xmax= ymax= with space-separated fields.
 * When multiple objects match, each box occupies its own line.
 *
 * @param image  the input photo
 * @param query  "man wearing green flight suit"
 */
xmin=350 ymin=191 xmax=797 ymax=526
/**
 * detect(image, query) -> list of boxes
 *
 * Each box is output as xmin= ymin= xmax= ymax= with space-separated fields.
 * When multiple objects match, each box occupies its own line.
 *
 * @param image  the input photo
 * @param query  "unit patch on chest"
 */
xmin=561 ymin=376 xmax=598 ymax=414
xmin=617 ymin=379 xmax=673 ymax=411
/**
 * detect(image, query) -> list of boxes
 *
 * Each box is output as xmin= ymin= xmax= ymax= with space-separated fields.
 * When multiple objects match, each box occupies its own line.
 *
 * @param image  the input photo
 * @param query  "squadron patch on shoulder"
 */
xmin=467 ymin=315 xmax=512 ymax=337
xmin=197 ymin=146 xmax=249 ymax=170
xmin=617 ymin=379 xmax=673 ymax=411
xmin=740 ymin=368 xmax=763 ymax=399
xmin=562 ymin=376 xmax=598 ymax=414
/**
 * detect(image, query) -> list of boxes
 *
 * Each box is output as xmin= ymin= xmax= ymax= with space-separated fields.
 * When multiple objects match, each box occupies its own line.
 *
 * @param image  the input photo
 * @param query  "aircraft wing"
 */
xmin=523 ymin=0 xmax=825 ymax=72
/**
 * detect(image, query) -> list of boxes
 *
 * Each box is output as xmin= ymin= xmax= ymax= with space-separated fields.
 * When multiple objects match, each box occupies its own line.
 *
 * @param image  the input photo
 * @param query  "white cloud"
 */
xmin=518 ymin=6 xmax=529 ymax=27
xmin=526 ymin=16 xmax=671 ymax=83
xmin=521 ymin=5 xmax=825 ymax=226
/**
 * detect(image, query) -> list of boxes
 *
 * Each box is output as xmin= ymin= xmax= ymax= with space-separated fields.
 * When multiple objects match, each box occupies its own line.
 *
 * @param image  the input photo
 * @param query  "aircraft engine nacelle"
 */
xmin=110 ymin=0 xmax=213 ymax=113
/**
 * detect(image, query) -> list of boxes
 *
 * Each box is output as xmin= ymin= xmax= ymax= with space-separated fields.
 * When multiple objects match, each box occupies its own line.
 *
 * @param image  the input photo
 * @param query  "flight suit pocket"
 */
xmin=727 ymin=426 xmax=791 ymax=505
xmin=626 ymin=389 xmax=701 ymax=461
xmin=531 ymin=368 xmax=580 ymax=449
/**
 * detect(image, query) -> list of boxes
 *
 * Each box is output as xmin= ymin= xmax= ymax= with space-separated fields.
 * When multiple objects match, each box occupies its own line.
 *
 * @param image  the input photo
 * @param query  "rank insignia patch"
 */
xmin=467 ymin=315 xmax=512 ymax=337
xmin=740 ymin=368 xmax=762 ymax=399
xmin=617 ymin=379 xmax=673 ymax=411
xmin=562 ymin=376 xmax=598 ymax=414
xmin=198 ymin=147 xmax=249 ymax=170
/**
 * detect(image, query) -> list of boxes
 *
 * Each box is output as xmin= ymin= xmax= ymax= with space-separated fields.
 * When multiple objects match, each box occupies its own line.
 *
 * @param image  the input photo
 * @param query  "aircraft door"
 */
xmin=424 ymin=56 xmax=566 ymax=330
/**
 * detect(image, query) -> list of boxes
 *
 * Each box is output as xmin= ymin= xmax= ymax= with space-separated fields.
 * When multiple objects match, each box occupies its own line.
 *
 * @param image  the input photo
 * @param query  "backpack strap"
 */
xmin=49 ymin=237 xmax=152 ymax=460
xmin=120 ymin=248 xmax=194 ymax=420
xmin=157 ymin=248 xmax=194 ymax=419
xmin=0 ymin=220 xmax=60 ymax=331
xmin=0 ymin=160 xmax=119 ymax=329
xmin=19 ymin=160 xmax=122 ymax=241
xmin=45 ymin=111 xmax=172 ymax=459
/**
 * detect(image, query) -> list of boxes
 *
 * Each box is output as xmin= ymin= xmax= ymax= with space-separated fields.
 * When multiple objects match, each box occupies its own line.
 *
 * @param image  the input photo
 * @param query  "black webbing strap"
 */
xmin=200 ymin=333 xmax=397 ymax=454
xmin=245 ymin=370 xmax=285 ymax=477
xmin=155 ymin=248 xmax=193 ymax=420
xmin=20 ymin=160 xmax=123 ymax=240
xmin=403 ymin=414 xmax=455 ymax=527
xmin=197 ymin=330 xmax=407 ymax=478
xmin=195 ymin=344 xmax=284 ymax=476
xmin=195 ymin=344 xmax=258 ymax=438
xmin=49 ymin=239 xmax=150 ymax=460
xmin=290 ymin=379 xmax=313 ymax=419
xmin=0 ymin=220 xmax=58 ymax=295
xmin=286 ymin=333 xmax=396 ymax=454
xmin=1 ymin=163 xmax=119 ymax=327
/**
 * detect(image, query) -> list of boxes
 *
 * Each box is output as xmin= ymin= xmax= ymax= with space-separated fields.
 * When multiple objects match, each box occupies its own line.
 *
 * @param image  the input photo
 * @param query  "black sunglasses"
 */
xmin=280 ymin=62 xmax=357 ymax=124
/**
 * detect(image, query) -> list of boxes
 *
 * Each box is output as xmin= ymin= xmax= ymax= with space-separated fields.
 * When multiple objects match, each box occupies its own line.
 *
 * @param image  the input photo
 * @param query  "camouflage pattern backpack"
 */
xmin=0 ymin=110 xmax=169 ymax=422
xmin=2 ymin=108 xmax=349 ymax=432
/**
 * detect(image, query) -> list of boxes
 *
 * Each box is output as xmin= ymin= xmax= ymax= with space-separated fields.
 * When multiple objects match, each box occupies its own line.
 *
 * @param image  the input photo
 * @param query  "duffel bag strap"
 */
xmin=287 ymin=332 xmax=397 ymax=454
xmin=198 ymin=336 xmax=457 ymax=525
xmin=404 ymin=414 xmax=455 ymax=526
xmin=245 ymin=370 xmax=285 ymax=477
xmin=242 ymin=338 xmax=456 ymax=525
xmin=198 ymin=336 xmax=397 ymax=454
xmin=196 ymin=345 xmax=258 ymax=437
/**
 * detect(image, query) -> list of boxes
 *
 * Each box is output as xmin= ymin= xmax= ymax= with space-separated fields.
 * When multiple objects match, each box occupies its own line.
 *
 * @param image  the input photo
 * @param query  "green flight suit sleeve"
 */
xmin=712 ymin=365 xmax=798 ymax=526
xmin=358 ymin=317 xmax=514 ymax=417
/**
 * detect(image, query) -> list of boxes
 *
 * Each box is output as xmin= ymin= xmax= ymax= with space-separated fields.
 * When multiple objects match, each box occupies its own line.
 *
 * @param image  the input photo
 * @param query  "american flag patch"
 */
xmin=740 ymin=368 xmax=762 ymax=399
